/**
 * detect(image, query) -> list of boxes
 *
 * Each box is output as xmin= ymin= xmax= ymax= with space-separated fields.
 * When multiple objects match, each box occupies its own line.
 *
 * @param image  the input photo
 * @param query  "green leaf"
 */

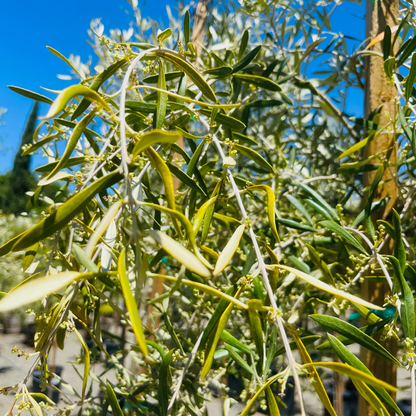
xmin=265 ymin=386 xmax=281 ymax=416
xmin=233 ymin=143 xmax=274 ymax=172
xmin=148 ymin=230 xmax=211 ymax=278
xmin=0 ymin=271 xmax=82 ymax=312
xmin=274 ymin=335 xmax=320 ymax=357
xmin=276 ymin=218 xmax=316 ymax=232
xmin=0 ymin=170 xmax=122 ymax=256
xmin=233 ymin=74 xmax=281 ymax=92
xmin=118 ymin=249 xmax=149 ymax=356
xmin=39 ymin=110 xmax=96 ymax=186
xmin=145 ymin=147 xmax=181 ymax=235
xmin=204 ymin=66 xmax=233 ymax=77
xmin=319 ymin=220 xmax=368 ymax=255
xmin=247 ymin=185 xmax=279 ymax=241
xmin=306 ymin=244 xmax=335 ymax=285
xmin=392 ymin=209 xmax=406 ymax=273
xmin=224 ymin=344 xmax=254 ymax=375
xmin=328 ymin=334 xmax=404 ymax=416
xmin=167 ymin=163 xmax=207 ymax=196
xmin=106 ymin=382 xmax=124 ymax=416
xmin=201 ymin=286 xmax=242 ymax=379
xmin=47 ymin=46 xmax=84 ymax=79
xmin=247 ymin=299 xmax=265 ymax=368
xmin=43 ymin=85 xmax=110 ymax=119
xmin=132 ymin=129 xmax=181 ymax=159
xmin=22 ymin=243 xmax=39 ymax=272
xmin=155 ymin=60 xmax=168 ymax=129
xmin=382 ymin=25 xmax=392 ymax=60
xmin=233 ymin=45 xmax=262 ymax=73
xmin=220 ymin=330 xmax=254 ymax=356
xmin=310 ymin=315 xmax=400 ymax=365
xmin=73 ymin=59 xmax=127 ymax=120
xmin=286 ymin=194 xmax=313 ymax=225
xmin=149 ymin=50 xmax=217 ymax=102
xmin=74 ymin=328 xmax=90 ymax=401
xmin=291 ymin=331 xmax=336 ymax=416
xmin=72 ymin=243 xmax=99 ymax=273
xmin=184 ymin=10 xmax=190 ymax=46
xmin=8 ymin=85 xmax=53 ymax=105
xmin=193 ymin=197 xmax=217 ymax=234
xmin=200 ymin=286 xmax=236 ymax=349
xmin=365 ymin=164 xmax=385 ymax=237
xmin=338 ymin=135 xmax=372 ymax=159
xmin=271 ymin=266 xmax=384 ymax=311
xmin=149 ymin=273 xmax=247 ymax=310
xmin=354 ymin=379 xmax=390 ymax=416
xmin=302 ymin=362 xmax=398 ymax=392
xmin=389 ymin=256 xmax=415 ymax=341
xmin=199 ymin=108 xmax=246 ymax=130
xmin=352 ymin=197 xmax=390 ymax=228
xmin=213 ymin=224 xmax=245 ymax=276
xmin=157 ymin=28 xmax=172 ymax=43
xmin=405 ymin=53 xmax=416 ymax=102
xmin=238 ymin=29 xmax=249 ymax=61
xmin=34 ymin=156 xmax=86 ymax=173
xmin=297 ymin=183 xmax=340 ymax=220
xmin=158 ymin=349 xmax=174 ymax=416
xmin=397 ymin=36 xmax=416 ymax=67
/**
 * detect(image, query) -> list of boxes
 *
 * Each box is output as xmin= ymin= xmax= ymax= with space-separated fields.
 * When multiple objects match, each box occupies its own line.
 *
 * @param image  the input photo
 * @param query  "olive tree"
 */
xmin=1 ymin=1 xmax=416 ymax=415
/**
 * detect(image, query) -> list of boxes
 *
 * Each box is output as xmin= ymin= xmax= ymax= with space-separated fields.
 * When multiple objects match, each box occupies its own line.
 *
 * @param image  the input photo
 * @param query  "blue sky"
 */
xmin=0 ymin=0 xmax=365 ymax=173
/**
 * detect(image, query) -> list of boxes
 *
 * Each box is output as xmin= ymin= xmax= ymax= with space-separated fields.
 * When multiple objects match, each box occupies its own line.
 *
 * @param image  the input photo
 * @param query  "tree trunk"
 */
xmin=361 ymin=1 xmax=399 ymax=415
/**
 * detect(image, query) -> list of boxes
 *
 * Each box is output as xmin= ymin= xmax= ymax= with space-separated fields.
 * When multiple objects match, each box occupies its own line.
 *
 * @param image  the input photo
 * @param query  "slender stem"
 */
xmin=199 ymin=117 xmax=306 ymax=415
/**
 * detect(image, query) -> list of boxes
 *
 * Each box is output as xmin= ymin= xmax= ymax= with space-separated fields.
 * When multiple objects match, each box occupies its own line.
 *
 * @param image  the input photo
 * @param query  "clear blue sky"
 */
xmin=0 ymin=0 xmax=365 ymax=174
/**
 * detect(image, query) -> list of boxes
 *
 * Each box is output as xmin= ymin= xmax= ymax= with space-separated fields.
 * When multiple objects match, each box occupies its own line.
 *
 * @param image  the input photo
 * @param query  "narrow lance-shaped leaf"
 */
xmin=233 ymin=74 xmax=282 ymax=92
xmin=233 ymin=143 xmax=274 ymax=173
xmin=213 ymin=224 xmax=245 ymax=276
xmin=285 ymin=194 xmax=314 ymax=225
xmin=106 ymin=382 xmax=124 ymax=416
xmin=354 ymin=379 xmax=390 ymax=416
xmin=328 ymin=334 xmax=404 ymax=416
xmin=224 ymin=344 xmax=255 ymax=375
xmin=8 ymin=85 xmax=54 ymax=105
xmin=291 ymin=331 xmax=336 ymax=416
xmin=85 ymin=200 xmax=122 ymax=259
xmin=0 ymin=272 xmax=82 ymax=312
xmin=310 ymin=315 xmax=400 ymax=365
xmin=155 ymin=59 xmax=167 ymax=129
xmin=270 ymin=265 xmax=384 ymax=310
xmin=365 ymin=164 xmax=384 ymax=238
xmin=47 ymin=46 xmax=84 ymax=79
xmin=22 ymin=243 xmax=39 ymax=272
xmin=301 ymin=362 xmax=398 ymax=392
xmin=319 ymin=220 xmax=368 ymax=255
xmin=184 ymin=10 xmax=190 ymax=46
xmin=233 ymin=45 xmax=262 ymax=73
xmin=149 ymin=49 xmax=217 ymax=102
xmin=145 ymin=147 xmax=181 ymax=236
xmin=392 ymin=209 xmax=406 ymax=273
xmin=158 ymin=349 xmax=174 ymax=416
xmin=74 ymin=328 xmax=90 ymax=402
xmin=238 ymin=29 xmax=249 ymax=61
xmin=132 ymin=129 xmax=181 ymax=159
xmin=389 ymin=256 xmax=415 ymax=341
xmin=148 ymin=230 xmax=211 ymax=278
xmin=148 ymin=273 xmax=248 ymax=310
xmin=118 ymin=249 xmax=149 ymax=356
xmin=405 ymin=53 xmax=416 ymax=102
xmin=201 ymin=286 xmax=242 ymax=379
xmin=39 ymin=110 xmax=96 ymax=186
xmin=43 ymin=85 xmax=110 ymax=119
xmin=265 ymin=386 xmax=281 ymax=416
xmin=247 ymin=185 xmax=279 ymax=242
xmin=247 ymin=300 xmax=265 ymax=369
xmin=193 ymin=197 xmax=217 ymax=234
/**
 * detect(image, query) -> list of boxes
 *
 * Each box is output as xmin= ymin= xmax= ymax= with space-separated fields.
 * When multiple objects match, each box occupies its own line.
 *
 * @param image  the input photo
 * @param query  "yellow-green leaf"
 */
xmin=233 ymin=143 xmax=274 ymax=173
xmin=233 ymin=74 xmax=282 ymax=92
xmin=148 ymin=273 xmax=247 ymax=309
xmin=353 ymin=379 xmax=390 ymax=416
xmin=213 ymin=224 xmax=245 ymax=276
xmin=268 ymin=264 xmax=384 ymax=310
xmin=132 ymin=129 xmax=181 ymax=159
xmin=86 ymin=200 xmax=122 ymax=259
xmin=301 ymin=362 xmax=398 ymax=392
xmin=47 ymin=46 xmax=84 ymax=79
xmin=0 ymin=272 xmax=81 ymax=312
xmin=43 ymin=85 xmax=110 ymax=119
xmin=246 ymin=185 xmax=279 ymax=242
xmin=265 ymin=386 xmax=281 ymax=416
xmin=118 ymin=249 xmax=148 ymax=356
xmin=74 ymin=328 xmax=90 ymax=402
xmin=148 ymin=230 xmax=211 ymax=278
xmin=291 ymin=331 xmax=336 ymax=416
xmin=22 ymin=243 xmax=39 ymax=272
